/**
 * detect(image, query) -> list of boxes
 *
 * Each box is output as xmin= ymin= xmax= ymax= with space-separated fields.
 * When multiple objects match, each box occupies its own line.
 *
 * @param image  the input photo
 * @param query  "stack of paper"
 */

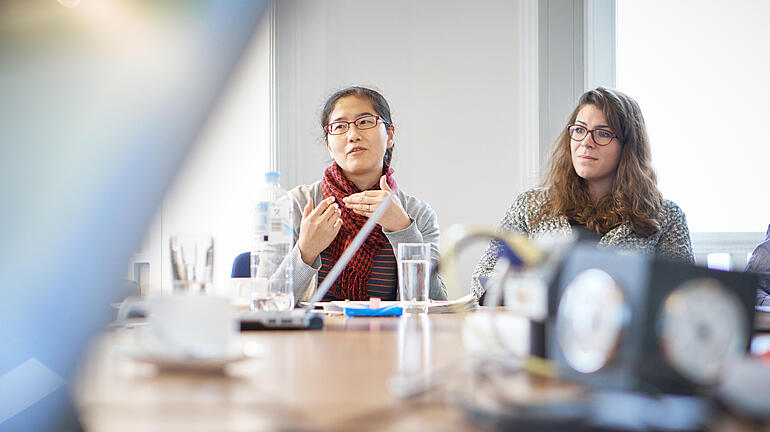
xmin=319 ymin=294 xmax=478 ymax=314
xmin=425 ymin=293 xmax=478 ymax=314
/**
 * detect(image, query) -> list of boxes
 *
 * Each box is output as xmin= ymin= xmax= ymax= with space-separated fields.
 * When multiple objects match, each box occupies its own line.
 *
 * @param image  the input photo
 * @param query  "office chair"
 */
xmin=232 ymin=252 xmax=251 ymax=278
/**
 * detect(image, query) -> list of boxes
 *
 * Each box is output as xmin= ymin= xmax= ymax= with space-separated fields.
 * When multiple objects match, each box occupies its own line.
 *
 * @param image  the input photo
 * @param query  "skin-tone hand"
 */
xmin=297 ymin=196 xmax=343 ymax=266
xmin=342 ymin=175 xmax=411 ymax=232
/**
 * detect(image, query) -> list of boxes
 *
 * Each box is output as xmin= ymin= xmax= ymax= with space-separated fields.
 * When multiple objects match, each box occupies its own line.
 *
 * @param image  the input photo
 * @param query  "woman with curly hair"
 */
xmin=471 ymin=87 xmax=694 ymax=300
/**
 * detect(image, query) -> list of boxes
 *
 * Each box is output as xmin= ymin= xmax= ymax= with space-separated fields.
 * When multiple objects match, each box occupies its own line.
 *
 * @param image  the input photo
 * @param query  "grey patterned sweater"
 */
xmin=470 ymin=188 xmax=695 ymax=300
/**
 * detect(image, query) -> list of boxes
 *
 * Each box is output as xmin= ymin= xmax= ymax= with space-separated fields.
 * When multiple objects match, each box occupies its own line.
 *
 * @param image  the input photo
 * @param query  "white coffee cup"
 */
xmin=127 ymin=295 xmax=236 ymax=358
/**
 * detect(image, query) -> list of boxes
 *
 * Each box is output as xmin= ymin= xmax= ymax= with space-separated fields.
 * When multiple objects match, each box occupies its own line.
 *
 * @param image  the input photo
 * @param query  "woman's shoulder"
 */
xmin=396 ymin=188 xmax=437 ymax=221
xmin=511 ymin=187 xmax=549 ymax=210
xmin=661 ymin=198 xmax=683 ymax=212
xmin=289 ymin=180 xmax=324 ymax=205
xmin=655 ymin=198 xmax=694 ymax=263
xmin=497 ymin=188 xmax=552 ymax=233
xmin=656 ymin=199 xmax=691 ymax=243
xmin=396 ymin=188 xmax=433 ymax=210
xmin=660 ymin=198 xmax=688 ymax=222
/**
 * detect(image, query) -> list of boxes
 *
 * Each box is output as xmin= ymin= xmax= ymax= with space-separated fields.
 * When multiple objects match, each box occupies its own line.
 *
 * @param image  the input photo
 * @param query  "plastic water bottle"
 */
xmin=251 ymin=171 xmax=294 ymax=311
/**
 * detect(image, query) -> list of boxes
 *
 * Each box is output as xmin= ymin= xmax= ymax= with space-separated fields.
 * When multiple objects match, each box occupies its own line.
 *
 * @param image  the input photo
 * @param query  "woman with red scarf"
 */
xmin=288 ymin=87 xmax=446 ymax=303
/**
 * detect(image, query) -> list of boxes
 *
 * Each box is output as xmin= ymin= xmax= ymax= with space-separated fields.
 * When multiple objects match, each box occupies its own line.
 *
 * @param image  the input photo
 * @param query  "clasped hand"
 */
xmin=342 ymin=175 xmax=411 ymax=232
xmin=297 ymin=176 xmax=411 ymax=266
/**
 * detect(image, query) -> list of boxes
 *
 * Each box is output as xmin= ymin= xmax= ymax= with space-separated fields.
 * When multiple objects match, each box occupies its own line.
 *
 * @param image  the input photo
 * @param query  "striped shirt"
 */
xmin=319 ymin=245 xmax=398 ymax=301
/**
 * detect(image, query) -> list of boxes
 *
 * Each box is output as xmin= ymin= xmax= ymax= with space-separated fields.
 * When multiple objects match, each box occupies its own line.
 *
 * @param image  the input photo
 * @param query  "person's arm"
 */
xmin=656 ymin=201 xmax=695 ymax=264
xmin=288 ymin=243 xmax=321 ymax=303
xmin=278 ymin=188 xmax=320 ymax=303
xmin=470 ymin=192 xmax=532 ymax=300
xmin=383 ymin=195 xmax=447 ymax=300
xmin=285 ymin=185 xmax=342 ymax=303
xmin=757 ymin=289 xmax=770 ymax=306
xmin=747 ymin=224 xmax=770 ymax=305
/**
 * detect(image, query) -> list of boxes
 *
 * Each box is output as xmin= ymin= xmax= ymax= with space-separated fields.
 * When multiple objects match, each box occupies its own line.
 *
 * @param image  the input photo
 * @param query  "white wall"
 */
xmin=137 ymin=14 xmax=271 ymax=295
xmin=134 ymin=1 xmax=543 ymax=297
xmin=276 ymin=0 xmax=539 ymax=295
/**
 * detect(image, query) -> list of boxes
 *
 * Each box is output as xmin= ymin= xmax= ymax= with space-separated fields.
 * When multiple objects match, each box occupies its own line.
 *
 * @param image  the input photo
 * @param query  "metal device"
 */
xmin=548 ymin=243 xmax=756 ymax=395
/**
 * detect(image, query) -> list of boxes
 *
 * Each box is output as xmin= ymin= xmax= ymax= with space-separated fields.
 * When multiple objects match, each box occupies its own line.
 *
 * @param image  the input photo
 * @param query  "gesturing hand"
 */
xmin=297 ymin=196 xmax=343 ymax=266
xmin=342 ymin=175 xmax=411 ymax=232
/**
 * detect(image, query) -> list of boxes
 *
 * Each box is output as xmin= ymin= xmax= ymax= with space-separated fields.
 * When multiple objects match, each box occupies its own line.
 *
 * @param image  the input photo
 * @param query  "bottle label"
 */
xmin=254 ymin=201 xmax=291 ymax=243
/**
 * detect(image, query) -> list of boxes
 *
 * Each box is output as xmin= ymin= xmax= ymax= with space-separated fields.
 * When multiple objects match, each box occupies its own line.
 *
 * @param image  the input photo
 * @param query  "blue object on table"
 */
xmin=344 ymin=305 xmax=403 ymax=317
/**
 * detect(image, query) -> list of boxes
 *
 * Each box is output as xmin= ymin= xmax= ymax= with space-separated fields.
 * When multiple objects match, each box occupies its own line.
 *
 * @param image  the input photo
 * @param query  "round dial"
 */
xmin=659 ymin=278 xmax=748 ymax=385
xmin=556 ymin=269 xmax=626 ymax=374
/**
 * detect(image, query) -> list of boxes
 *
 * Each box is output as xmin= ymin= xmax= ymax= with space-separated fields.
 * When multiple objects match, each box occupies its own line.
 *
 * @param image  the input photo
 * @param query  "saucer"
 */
xmin=121 ymin=342 xmax=250 ymax=372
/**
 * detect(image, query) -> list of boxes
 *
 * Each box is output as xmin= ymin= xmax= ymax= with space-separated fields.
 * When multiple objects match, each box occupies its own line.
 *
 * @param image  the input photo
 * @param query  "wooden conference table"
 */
xmin=74 ymin=311 xmax=480 ymax=431
xmin=74 ymin=309 xmax=769 ymax=432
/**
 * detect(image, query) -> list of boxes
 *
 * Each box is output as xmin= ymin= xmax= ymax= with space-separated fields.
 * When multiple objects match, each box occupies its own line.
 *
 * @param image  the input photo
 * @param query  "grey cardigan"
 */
xmin=287 ymin=180 xmax=447 ymax=302
xmin=471 ymin=188 xmax=695 ymax=300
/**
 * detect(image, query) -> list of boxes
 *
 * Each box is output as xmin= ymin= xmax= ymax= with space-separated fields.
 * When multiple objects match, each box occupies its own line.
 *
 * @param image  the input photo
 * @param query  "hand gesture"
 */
xmin=297 ymin=196 xmax=343 ymax=265
xmin=342 ymin=175 xmax=411 ymax=232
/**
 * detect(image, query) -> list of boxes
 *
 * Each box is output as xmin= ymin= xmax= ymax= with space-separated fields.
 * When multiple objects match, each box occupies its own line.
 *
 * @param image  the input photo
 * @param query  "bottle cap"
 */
xmin=265 ymin=171 xmax=280 ymax=183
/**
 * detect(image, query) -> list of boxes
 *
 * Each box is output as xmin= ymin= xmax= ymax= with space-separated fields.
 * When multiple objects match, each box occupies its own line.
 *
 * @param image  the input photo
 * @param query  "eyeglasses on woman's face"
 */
xmin=325 ymin=115 xmax=383 ymax=135
xmin=567 ymin=124 xmax=616 ymax=146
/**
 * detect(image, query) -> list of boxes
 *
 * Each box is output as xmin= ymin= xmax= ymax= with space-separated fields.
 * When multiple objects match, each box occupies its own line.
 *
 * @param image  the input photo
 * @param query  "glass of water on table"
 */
xmin=397 ymin=243 xmax=431 ymax=313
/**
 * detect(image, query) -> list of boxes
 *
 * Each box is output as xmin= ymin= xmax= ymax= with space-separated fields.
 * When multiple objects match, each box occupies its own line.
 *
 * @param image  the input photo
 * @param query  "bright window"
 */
xmin=617 ymin=0 xmax=770 ymax=232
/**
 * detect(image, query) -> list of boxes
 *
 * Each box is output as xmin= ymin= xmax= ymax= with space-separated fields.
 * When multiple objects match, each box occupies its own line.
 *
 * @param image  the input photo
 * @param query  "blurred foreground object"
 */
xmin=0 ymin=1 xmax=266 ymax=429
xmin=442 ymin=226 xmax=764 ymax=430
xmin=441 ymin=224 xmax=546 ymax=301
xmin=547 ymin=244 xmax=756 ymax=395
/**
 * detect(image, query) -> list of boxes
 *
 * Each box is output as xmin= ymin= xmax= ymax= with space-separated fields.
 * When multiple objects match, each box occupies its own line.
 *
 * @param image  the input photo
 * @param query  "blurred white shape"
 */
xmin=0 ymin=358 xmax=66 ymax=424
xmin=504 ymin=272 xmax=548 ymax=321
xmin=462 ymin=312 xmax=530 ymax=358
xmin=707 ymin=252 xmax=731 ymax=271
xmin=56 ymin=0 xmax=79 ymax=8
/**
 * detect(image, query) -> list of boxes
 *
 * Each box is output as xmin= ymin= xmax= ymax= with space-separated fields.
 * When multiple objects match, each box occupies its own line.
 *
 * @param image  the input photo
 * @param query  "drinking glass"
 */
xmin=169 ymin=235 xmax=214 ymax=294
xmin=397 ymin=243 xmax=431 ymax=313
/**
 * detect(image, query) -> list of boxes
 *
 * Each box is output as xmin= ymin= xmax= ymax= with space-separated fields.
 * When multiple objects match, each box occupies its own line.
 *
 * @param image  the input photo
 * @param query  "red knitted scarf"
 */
xmin=320 ymin=163 xmax=398 ymax=300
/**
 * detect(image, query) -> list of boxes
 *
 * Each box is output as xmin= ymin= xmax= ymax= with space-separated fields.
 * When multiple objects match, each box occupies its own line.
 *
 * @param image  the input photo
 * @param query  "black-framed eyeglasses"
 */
xmin=567 ymin=124 xmax=616 ymax=146
xmin=325 ymin=115 xmax=384 ymax=135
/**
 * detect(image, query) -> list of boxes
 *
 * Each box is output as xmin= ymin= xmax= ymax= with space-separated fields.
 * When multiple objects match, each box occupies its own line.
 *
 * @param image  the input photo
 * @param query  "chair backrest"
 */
xmin=231 ymin=252 xmax=251 ymax=278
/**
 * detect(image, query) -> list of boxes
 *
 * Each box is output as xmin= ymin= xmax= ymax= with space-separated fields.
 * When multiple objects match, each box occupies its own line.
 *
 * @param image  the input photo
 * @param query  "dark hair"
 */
xmin=320 ymin=86 xmax=395 ymax=167
xmin=540 ymin=87 xmax=663 ymax=237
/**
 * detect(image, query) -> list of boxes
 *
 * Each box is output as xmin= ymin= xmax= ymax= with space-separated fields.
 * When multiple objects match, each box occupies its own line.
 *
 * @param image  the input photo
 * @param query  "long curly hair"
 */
xmin=540 ymin=87 xmax=663 ymax=237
